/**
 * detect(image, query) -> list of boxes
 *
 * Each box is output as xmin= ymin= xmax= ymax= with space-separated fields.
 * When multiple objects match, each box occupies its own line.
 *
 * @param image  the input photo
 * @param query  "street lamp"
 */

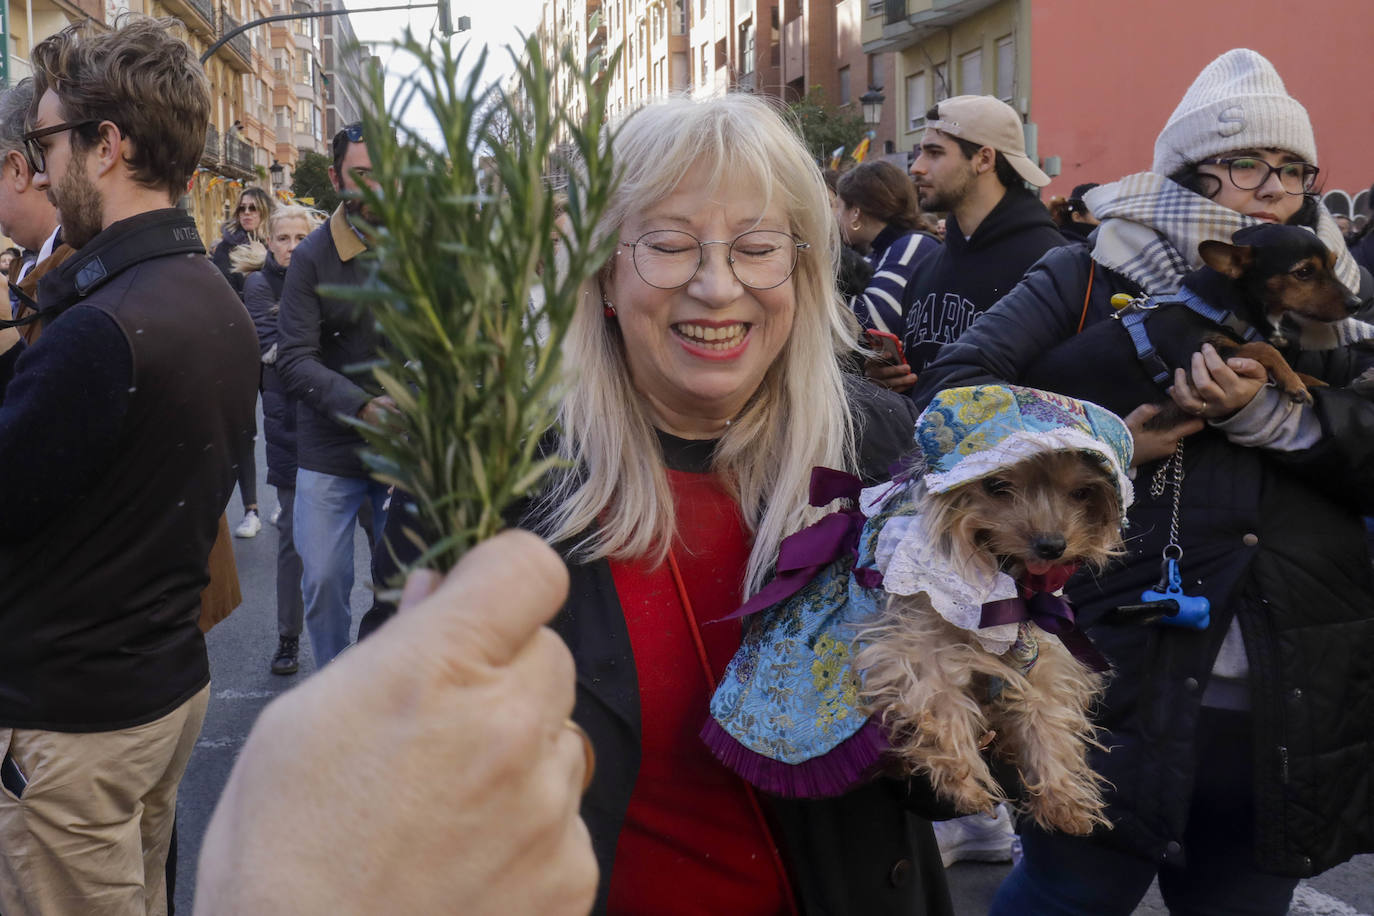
xmin=270 ymin=159 xmax=285 ymax=190
xmin=860 ymin=86 xmax=886 ymax=128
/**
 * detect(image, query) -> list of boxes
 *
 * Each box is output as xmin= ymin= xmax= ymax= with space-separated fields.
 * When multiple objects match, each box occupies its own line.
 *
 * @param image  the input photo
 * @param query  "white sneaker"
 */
xmin=234 ymin=509 xmax=262 ymax=538
xmin=269 ymin=505 xmax=281 ymax=526
xmin=932 ymin=804 xmax=1015 ymax=868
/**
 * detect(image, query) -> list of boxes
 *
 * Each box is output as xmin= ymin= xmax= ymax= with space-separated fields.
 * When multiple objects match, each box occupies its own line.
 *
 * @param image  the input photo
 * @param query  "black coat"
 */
xmin=243 ymin=253 xmax=296 ymax=489
xmin=211 ymin=225 xmax=250 ymax=298
xmin=913 ymin=244 xmax=1374 ymax=877
xmin=897 ymin=189 xmax=1065 ymax=372
xmin=363 ymin=380 xmax=957 ymax=915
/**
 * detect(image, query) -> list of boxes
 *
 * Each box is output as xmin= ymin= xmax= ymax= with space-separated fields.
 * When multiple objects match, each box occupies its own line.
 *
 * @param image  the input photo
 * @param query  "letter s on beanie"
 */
xmin=1152 ymin=48 xmax=1316 ymax=179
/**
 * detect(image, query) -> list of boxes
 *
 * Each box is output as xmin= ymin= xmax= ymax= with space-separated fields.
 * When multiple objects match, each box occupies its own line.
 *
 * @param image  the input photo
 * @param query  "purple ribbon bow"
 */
xmin=724 ymin=467 xmax=884 ymax=621
xmin=980 ymin=574 xmax=1110 ymax=673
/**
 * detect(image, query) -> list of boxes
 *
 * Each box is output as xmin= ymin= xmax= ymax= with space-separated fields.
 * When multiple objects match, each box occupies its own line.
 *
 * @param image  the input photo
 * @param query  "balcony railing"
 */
xmin=187 ymin=0 xmax=214 ymax=25
xmin=202 ymin=123 xmax=220 ymax=166
xmin=885 ymin=0 xmax=905 ymax=26
xmin=225 ymin=134 xmax=254 ymax=173
xmin=220 ymin=9 xmax=252 ymax=65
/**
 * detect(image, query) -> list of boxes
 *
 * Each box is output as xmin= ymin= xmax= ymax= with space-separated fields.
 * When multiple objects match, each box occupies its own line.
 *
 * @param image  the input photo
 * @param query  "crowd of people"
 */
xmin=0 ymin=14 xmax=1370 ymax=916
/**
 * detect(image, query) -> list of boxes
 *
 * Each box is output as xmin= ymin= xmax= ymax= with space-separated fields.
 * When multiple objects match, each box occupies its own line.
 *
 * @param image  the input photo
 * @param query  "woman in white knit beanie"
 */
xmin=911 ymin=48 xmax=1374 ymax=916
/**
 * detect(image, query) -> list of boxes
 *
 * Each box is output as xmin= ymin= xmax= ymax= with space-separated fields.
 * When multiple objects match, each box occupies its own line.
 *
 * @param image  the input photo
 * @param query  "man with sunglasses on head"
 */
xmin=0 ymin=19 xmax=259 ymax=916
xmin=276 ymin=121 xmax=393 ymax=670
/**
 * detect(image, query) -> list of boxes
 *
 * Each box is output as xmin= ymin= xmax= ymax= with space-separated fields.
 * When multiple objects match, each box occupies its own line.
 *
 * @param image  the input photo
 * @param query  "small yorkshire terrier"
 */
xmin=853 ymin=386 xmax=1133 ymax=834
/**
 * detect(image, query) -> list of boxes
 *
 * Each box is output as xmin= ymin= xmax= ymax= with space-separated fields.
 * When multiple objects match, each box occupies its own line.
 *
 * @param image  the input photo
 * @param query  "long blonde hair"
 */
xmin=539 ymin=92 xmax=858 ymax=598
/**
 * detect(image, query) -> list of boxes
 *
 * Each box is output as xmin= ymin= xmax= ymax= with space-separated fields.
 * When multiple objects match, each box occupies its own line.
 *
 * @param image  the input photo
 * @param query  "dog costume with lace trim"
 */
xmin=702 ymin=385 xmax=1134 ymax=798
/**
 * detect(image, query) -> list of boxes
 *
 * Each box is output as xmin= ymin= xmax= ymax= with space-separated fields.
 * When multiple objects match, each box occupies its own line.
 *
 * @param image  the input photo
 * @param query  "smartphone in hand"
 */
xmin=863 ymin=328 xmax=905 ymax=365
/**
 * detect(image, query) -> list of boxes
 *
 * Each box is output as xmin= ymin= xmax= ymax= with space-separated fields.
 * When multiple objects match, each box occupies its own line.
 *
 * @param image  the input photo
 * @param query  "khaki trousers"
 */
xmin=0 ymin=685 xmax=210 ymax=916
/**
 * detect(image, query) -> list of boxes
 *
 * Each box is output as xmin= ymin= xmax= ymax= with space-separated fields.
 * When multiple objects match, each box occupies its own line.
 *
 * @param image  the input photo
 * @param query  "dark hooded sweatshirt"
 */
xmin=898 ymin=188 xmax=1065 ymax=373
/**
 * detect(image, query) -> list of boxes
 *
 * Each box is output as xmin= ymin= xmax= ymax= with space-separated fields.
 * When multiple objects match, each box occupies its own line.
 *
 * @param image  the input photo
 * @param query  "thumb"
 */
xmin=1123 ymin=403 xmax=1162 ymax=428
xmin=410 ymin=528 xmax=571 ymax=669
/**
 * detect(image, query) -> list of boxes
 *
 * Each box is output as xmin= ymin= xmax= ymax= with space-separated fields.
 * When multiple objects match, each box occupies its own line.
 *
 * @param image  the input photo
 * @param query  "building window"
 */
xmin=700 ymin=0 xmax=708 ymax=20
xmin=867 ymin=54 xmax=882 ymax=91
xmin=838 ymin=66 xmax=851 ymax=105
xmin=995 ymin=35 xmax=1015 ymax=101
xmin=867 ymin=0 xmax=883 ymax=14
xmin=672 ymin=0 xmax=686 ymax=35
xmin=959 ymin=49 xmax=981 ymax=95
xmin=672 ymin=51 xmax=689 ymax=90
xmin=701 ymin=43 xmax=709 ymax=83
xmin=739 ymin=21 xmax=755 ymax=75
xmin=906 ymin=70 xmax=926 ymax=131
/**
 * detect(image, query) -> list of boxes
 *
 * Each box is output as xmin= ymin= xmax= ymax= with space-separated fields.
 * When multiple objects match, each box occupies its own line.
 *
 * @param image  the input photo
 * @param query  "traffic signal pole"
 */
xmin=198 ymin=2 xmax=461 ymax=65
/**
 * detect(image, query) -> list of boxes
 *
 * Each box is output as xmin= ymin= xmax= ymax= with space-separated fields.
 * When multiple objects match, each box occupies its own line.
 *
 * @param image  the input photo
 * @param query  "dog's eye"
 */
xmin=1290 ymin=265 xmax=1316 ymax=281
xmin=1069 ymin=486 xmax=1094 ymax=501
xmin=982 ymin=478 xmax=1013 ymax=498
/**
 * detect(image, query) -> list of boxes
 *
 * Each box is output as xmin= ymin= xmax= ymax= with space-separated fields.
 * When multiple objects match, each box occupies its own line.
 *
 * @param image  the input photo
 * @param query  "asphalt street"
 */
xmin=171 ymin=422 xmax=1374 ymax=914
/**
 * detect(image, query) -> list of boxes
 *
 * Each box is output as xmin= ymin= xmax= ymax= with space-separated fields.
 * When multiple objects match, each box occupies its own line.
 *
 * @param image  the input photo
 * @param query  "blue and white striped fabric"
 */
xmin=848 ymin=226 xmax=940 ymax=335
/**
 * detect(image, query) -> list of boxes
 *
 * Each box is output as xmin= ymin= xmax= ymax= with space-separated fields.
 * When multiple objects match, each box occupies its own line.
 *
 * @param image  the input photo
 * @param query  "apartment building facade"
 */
xmin=0 ymin=0 xmax=333 ymax=244
xmin=539 ymin=0 xmax=899 ymax=162
xmin=868 ymin=0 xmax=1374 ymax=214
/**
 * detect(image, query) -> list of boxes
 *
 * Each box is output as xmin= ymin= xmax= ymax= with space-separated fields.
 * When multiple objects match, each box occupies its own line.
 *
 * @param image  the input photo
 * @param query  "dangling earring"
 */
xmin=850 ymin=220 xmax=862 ymax=232
xmin=602 ymin=294 xmax=616 ymax=319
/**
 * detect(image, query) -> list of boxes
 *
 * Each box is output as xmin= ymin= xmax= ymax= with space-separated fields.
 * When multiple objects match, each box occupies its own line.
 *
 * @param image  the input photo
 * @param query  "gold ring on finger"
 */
xmin=563 ymin=718 xmax=595 ymax=792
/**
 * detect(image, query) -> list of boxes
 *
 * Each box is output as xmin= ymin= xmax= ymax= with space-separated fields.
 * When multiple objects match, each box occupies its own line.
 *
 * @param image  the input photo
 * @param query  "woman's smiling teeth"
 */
xmin=673 ymin=321 xmax=750 ymax=349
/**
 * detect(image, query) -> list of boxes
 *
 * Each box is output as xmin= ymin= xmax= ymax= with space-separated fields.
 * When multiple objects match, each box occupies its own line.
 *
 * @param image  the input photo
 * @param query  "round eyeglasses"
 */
xmin=619 ymin=229 xmax=809 ymax=290
xmin=1197 ymin=157 xmax=1319 ymax=195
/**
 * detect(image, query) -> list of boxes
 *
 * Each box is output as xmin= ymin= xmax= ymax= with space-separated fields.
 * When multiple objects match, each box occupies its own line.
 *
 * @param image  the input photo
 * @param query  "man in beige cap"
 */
xmin=868 ymin=95 xmax=1064 ymax=393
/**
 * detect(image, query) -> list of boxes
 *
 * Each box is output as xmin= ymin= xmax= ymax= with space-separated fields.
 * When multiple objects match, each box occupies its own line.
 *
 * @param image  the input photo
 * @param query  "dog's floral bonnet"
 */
xmin=917 ymin=384 xmax=1134 ymax=508
xmin=701 ymin=385 xmax=1133 ymax=799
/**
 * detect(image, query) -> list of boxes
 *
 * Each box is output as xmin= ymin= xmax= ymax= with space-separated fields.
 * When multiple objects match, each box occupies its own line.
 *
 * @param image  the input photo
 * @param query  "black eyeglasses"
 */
xmin=619 ymin=229 xmax=809 ymax=290
xmin=21 ymin=119 xmax=101 ymax=175
xmin=1197 ymin=157 xmax=1319 ymax=195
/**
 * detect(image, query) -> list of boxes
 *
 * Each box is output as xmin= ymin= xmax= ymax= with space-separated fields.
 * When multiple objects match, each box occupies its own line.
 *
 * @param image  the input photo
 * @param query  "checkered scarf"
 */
xmin=1085 ymin=172 xmax=1373 ymax=348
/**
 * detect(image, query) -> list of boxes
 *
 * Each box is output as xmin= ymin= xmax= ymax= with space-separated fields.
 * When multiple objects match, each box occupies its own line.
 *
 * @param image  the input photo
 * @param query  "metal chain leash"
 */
xmin=1150 ymin=439 xmax=1186 ymax=556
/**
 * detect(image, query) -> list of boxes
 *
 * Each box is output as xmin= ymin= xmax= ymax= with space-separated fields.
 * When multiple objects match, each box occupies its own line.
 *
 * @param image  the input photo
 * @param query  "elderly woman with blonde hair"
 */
xmin=235 ymin=203 xmax=327 ymax=677
xmin=363 ymin=92 xmax=954 ymax=914
xmin=515 ymin=92 xmax=952 ymax=915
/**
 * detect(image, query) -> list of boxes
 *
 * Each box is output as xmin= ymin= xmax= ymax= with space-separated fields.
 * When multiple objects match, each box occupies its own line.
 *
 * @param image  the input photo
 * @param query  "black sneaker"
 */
xmin=271 ymin=636 xmax=300 ymax=676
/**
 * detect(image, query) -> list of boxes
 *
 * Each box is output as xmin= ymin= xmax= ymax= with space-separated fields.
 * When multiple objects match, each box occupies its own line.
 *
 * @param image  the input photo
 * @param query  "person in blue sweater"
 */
xmin=834 ymin=159 xmax=939 ymax=336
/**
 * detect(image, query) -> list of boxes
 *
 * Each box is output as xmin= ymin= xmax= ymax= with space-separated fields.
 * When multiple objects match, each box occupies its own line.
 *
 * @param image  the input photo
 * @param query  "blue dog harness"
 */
xmin=1113 ymin=286 xmax=1263 ymax=385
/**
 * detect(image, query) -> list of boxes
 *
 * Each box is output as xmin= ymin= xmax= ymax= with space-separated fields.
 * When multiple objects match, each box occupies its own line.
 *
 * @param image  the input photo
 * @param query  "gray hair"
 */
xmin=0 ymin=79 xmax=35 ymax=161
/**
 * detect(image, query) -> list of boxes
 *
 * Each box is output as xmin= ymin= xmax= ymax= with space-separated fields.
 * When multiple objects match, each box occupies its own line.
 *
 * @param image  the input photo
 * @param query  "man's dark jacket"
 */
xmin=0 ymin=209 xmax=259 ymax=730
xmin=898 ymin=189 xmax=1064 ymax=372
xmin=276 ymin=205 xmax=380 ymax=479
xmin=244 ymin=253 xmax=296 ymax=489
xmin=913 ymin=243 xmax=1374 ymax=877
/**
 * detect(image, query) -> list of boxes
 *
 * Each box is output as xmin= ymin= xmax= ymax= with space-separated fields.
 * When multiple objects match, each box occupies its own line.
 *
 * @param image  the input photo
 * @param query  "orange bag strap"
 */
xmin=1076 ymin=259 xmax=1096 ymax=335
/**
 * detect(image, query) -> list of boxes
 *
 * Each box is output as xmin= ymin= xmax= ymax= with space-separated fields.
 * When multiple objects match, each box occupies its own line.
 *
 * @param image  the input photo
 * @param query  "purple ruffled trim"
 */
xmin=700 ymin=716 xmax=890 ymax=798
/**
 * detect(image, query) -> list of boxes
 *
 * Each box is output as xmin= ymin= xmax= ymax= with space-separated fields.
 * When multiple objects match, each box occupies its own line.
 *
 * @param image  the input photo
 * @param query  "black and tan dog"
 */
xmin=1026 ymin=223 xmax=1363 ymax=430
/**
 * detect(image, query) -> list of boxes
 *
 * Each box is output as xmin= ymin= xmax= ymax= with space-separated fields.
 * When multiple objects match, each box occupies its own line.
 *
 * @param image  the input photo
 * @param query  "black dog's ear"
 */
xmin=1199 ymin=240 xmax=1253 ymax=278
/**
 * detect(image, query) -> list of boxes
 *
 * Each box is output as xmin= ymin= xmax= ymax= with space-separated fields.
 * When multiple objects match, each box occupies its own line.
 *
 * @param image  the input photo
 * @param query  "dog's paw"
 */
xmin=1283 ymin=386 xmax=1313 ymax=405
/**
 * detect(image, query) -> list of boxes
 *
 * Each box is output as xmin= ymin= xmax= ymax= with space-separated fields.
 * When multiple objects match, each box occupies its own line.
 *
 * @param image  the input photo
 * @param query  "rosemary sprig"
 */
xmin=332 ymin=33 xmax=619 ymax=576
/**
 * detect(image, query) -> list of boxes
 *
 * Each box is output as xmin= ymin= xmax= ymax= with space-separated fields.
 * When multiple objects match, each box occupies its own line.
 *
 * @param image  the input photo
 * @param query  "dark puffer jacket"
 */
xmin=912 ymin=243 xmax=1374 ymax=877
xmin=243 ymin=252 xmax=296 ymax=489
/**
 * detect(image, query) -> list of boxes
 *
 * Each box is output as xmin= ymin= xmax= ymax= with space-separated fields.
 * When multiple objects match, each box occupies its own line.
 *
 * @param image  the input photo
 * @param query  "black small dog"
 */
xmin=1024 ymin=223 xmax=1361 ymax=430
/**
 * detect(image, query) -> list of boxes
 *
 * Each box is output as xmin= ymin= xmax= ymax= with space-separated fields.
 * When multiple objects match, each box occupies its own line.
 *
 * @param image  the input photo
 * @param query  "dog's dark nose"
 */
xmin=1032 ymin=534 xmax=1067 ymax=560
